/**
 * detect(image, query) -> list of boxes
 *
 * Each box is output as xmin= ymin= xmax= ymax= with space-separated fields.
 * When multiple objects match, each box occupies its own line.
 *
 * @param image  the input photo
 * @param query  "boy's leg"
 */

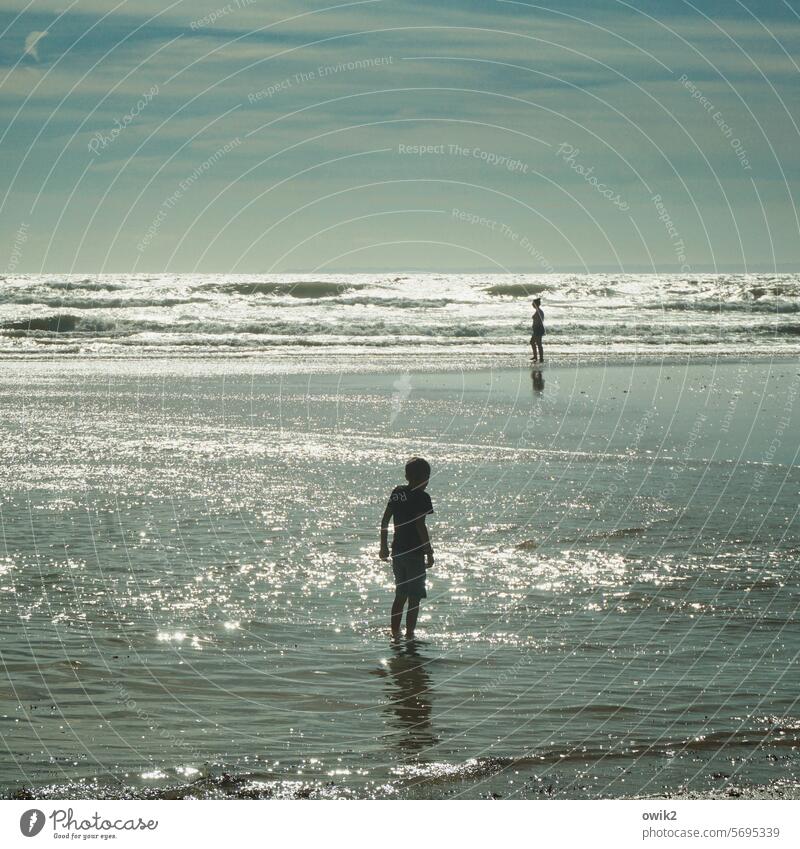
xmin=530 ymin=337 xmax=537 ymax=361
xmin=405 ymin=597 xmax=421 ymax=637
xmin=536 ymin=337 xmax=544 ymax=361
xmin=391 ymin=593 xmax=407 ymax=635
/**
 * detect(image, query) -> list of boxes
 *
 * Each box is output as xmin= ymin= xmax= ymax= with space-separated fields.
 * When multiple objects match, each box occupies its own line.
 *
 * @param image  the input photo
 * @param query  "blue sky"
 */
xmin=1 ymin=0 xmax=799 ymax=272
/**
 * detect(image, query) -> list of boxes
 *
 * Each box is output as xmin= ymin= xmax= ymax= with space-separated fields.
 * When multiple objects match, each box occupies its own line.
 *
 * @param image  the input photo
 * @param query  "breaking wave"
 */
xmin=2 ymin=272 xmax=799 ymax=357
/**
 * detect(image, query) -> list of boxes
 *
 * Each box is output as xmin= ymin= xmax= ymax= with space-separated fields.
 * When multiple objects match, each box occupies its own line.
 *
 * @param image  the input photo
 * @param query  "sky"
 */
xmin=1 ymin=0 xmax=799 ymax=273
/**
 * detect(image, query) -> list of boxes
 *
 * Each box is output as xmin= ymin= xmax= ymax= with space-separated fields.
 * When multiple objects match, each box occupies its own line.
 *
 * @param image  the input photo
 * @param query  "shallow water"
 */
xmin=0 ymin=358 xmax=798 ymax=799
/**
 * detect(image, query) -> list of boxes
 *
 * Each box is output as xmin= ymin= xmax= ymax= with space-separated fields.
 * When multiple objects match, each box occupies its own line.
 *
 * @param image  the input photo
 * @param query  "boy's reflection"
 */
xmin=531 ymin=368 xmax=545 ymax=394
xmin=375 ymin=640 xmax=436 ymax=756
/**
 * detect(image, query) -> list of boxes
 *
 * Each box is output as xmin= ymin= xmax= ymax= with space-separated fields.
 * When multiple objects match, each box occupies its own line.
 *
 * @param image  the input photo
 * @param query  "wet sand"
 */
xmin=0 ymin=357 xmax=798 ymax=800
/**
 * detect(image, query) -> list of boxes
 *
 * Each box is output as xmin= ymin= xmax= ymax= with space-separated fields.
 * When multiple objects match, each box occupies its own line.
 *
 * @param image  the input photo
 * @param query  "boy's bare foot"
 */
xmin=404 ymin=630 xmax=415 ymax=640
xmin=390 ymin=629 xmax=402 ymax=640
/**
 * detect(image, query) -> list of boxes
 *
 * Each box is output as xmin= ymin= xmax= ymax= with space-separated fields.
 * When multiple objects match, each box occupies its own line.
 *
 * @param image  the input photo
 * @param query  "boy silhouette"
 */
xmin=379 ymin=457 xmax=434 ymax=639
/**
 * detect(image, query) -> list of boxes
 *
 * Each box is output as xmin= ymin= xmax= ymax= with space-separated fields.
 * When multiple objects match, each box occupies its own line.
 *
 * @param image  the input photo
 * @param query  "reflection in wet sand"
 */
xmin=376 ymin=640 xmax=436 ymax=757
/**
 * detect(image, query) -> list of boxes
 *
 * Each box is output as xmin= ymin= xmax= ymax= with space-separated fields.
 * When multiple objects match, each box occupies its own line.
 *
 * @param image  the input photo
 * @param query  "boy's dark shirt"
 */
xmin=387 ymin=485 xmax=434 ymax=556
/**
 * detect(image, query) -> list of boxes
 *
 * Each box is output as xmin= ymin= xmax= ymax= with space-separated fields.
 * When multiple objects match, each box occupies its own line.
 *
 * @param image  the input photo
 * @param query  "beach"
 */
xmin=0 ymin=353 xmax=798 ymax=799
xmin=3 ymin=0 xmax=800 ymax=824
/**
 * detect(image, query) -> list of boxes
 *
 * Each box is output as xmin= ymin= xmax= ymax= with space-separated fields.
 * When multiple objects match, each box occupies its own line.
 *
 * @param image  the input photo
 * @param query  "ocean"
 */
xmin=1 ymin=273 xmax=799 ymax=363
xmin=0 ymin=274 xmax=798 ymax=799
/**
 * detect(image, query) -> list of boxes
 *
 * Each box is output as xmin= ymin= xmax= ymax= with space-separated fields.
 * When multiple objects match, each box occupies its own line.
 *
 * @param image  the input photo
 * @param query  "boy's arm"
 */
xmin=415 ymin=516 xmax=434 ymax=567
xmin=379 ymin=504 xmax=392 ymax=560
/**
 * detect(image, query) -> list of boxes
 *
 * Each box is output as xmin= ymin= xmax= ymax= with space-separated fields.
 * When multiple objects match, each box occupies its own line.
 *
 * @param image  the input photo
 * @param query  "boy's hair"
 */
xmin=533 ymin=297 xmax=541 ymax=306
xmin=405 ymin=456 xmax=431 ymax=485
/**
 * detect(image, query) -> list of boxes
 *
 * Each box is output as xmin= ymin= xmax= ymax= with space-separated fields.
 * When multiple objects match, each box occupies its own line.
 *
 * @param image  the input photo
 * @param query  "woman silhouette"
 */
xmin=530 ymin=298 xmax=545 ymax=363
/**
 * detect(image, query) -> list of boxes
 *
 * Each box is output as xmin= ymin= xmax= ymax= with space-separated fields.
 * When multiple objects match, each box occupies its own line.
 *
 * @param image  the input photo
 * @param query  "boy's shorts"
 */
xmin=392 ymin=552 xmax=427 ymax=599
